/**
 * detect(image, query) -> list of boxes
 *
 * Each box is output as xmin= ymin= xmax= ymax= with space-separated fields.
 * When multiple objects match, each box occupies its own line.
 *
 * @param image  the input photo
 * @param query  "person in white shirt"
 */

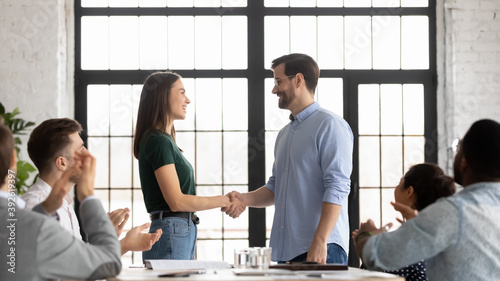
xmin=21 ymin=118 xmax=161 ymax=255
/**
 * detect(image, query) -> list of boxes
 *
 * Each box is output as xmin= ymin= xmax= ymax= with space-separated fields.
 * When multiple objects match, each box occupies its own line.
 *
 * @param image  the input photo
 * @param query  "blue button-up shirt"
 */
xmin=265 ymin=102 xmax=353 ymax=261
xmin=363 ymin=181 xmax=500 ymax=281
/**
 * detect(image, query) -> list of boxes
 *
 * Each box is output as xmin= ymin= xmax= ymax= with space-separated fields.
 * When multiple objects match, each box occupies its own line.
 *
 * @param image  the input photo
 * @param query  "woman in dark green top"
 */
xmin=133 ymin=71 xmax=244 ymax=261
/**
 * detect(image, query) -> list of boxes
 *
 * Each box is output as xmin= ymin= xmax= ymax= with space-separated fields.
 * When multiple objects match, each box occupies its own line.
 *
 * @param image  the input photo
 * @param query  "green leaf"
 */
xmin=18 ymin=160 xmax=37 ymax=173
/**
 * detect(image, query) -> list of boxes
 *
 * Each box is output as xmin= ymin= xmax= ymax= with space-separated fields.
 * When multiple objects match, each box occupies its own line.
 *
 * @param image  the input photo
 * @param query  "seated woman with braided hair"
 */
xmin=353 ymin=163 xmax=456 ymax=281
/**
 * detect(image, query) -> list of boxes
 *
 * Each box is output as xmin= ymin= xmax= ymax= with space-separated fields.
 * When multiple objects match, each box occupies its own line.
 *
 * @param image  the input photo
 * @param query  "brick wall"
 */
xmin=0 ymin=0 xmax=74 ymax=162
xmin=438 ymin=0 xmax=500 ymax=172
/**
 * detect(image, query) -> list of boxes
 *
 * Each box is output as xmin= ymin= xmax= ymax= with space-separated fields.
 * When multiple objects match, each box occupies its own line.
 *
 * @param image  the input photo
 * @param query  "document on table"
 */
xmin=145 ymin=259 xmax=231 ymax=270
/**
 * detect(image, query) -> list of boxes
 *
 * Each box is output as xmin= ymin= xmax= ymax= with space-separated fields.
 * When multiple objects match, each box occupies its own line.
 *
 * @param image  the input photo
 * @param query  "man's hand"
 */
xmin=75 ymin=150 xmax=96 ymax=202
xmin=306 ymin=239 xmax=327 ymax=264
xmin=42 ymin=160 xmax=82 ymax=215
xmin=222 ymin=191 xmax=247 ymax=218
xmin=108 ymin=208 xmax=130 ymax=237
xmin=391 ymin=201 xmax=418 ymax=223
xmin=120 ymin=223 xmax=162 ymax=255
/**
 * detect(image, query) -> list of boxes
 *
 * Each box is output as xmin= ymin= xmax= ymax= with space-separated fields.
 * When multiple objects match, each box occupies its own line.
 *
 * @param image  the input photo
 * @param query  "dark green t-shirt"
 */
xmin=138 ymin=130 xmax=195 ymax=213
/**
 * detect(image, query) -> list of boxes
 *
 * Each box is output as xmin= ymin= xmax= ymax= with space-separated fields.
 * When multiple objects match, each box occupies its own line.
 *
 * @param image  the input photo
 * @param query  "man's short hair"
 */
xmin=271 ymin=53 xmax=320 ymax=94
xmin=462 ymin=119 xmax=500 ymax=179
xmin=28 ymin=118 xmax=82 ymax=175
xmin=0 ymin=123 xmax=15 ymax=186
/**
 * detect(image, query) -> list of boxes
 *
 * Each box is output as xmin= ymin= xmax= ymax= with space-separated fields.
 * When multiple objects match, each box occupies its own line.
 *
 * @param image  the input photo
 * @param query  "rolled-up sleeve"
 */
xmin=318 ymin=118 xmax=353 ymax=205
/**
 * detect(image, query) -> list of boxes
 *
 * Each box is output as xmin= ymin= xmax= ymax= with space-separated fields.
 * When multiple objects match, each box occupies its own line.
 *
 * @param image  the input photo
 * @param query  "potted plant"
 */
xmin=0 ymin=102 xmax=37 ymax=195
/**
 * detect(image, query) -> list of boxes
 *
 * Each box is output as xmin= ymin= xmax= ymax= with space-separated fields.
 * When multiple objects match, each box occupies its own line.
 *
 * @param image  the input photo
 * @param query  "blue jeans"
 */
xmin=142 ymin=215 xmax=197 ymax=262
xmin=278 ymin=243 xmax=347 ymax=265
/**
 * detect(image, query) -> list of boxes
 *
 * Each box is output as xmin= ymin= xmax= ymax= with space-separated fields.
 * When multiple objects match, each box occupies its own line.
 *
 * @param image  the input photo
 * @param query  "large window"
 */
xmin=75 ymin=0 xmax=436 ymax=266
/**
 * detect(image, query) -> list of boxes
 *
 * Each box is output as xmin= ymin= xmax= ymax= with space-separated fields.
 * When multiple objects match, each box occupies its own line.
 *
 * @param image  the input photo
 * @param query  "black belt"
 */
xmin=150 ymin=211 xmax=200 ymax=225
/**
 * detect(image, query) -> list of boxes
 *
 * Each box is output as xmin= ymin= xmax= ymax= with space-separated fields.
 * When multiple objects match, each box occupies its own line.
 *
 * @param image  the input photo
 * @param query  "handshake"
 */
xmin=221 ymin=191 xmax=247 ymax=219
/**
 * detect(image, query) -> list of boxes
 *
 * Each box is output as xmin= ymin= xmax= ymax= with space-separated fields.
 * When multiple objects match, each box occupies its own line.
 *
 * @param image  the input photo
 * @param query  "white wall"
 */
xmin=0 ymin=0 xmax=74 ymax=162
xmin=438 ymin=0 xmax=500 ymax=173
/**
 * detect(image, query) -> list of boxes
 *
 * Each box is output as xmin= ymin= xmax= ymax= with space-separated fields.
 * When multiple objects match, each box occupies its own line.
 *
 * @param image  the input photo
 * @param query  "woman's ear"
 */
xmin=406 ymin=185 xmax=415 ymax=198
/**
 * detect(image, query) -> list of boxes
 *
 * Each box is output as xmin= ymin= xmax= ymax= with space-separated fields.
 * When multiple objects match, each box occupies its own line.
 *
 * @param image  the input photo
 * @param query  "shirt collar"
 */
xmin=291 ymin=102 xmax=319 ymax=123
xmin=0 ymin=190 xmax=26 ymax=209
xmin=34 ymin=177 xmax=73 ymax=205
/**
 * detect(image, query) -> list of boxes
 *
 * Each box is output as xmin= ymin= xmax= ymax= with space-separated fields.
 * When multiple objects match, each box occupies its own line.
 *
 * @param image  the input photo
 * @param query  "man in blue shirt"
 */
xmin=354 ymin=119 xmax=500 ymax=280
xmin=225 ymin=53 xmax=353 ymax=264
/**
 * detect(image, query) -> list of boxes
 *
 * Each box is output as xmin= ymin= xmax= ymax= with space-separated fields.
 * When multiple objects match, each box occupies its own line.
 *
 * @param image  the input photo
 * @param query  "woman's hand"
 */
xmin=391 ymin=201 xmax=418 ymax=223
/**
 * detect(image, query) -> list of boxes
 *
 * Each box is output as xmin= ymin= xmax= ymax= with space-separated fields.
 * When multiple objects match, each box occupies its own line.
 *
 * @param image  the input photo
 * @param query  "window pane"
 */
xmin=265 ymin=78 xmax=290 ymax=131
xmin=223 ymin=186 xmax=249 ymax=238
xmin=168 ymin=17 xmax=195 ymax=69
xmin=110 ymin=190 xmax=132 ymax=230
xmin=401 ymin=0 xmax=428 ymax=7
xmin=373 ymin=16 xmax=400 ymax=69
xmin=223 ymin=78 xmax=248 ymax=130
xmin=139 ymin=16 xmax=168 ymax=69
xmin=290 ymin=16 xmax=317 ymax=60
xmin=222 ymin=0 xmax=246 ymax=7
xmin=110 ymin=85 xmax=133 ymax=136
xmin=404 ymin=137 xmax=425 ymax=172
xmin=195 ymin=16 xmax=221 ymax=69
xmin=264 ymin=16 xmax=289 ymax=68
xmin=372 ymin=0 xmax=400 ymax=7
xmin=133 ymin=189 xmax=149 ymax=226
xmin=109 ymin=0 xmax=138 ymax=7
xmin=345 ymin=16 xmax=372 ymax=69
xmin=176 ymin=132 xmax=195 ymax=167
xmin=381 ymin=137 xmax=403 ymax=187
xmin=224 ymin=132 xmax=248 ymax=184
xmin=132 ymin=84 xmax=142 ymax=134
xmin=403 ymin=84 xmax=424 ymax=135
xmin=382 ymin=188 xmax=400 ymax=228
xmin=175 ymin=78 xmax=195 ymax=131
xmin=318 ymin=16 xmax=343 ymax=69
xmin=196 ymin=133 xmax=222 ymax=184
xmin=88 ymin=137 xmax=109 ymax=188
xmin=81 ymin=16 xmax=109 ymax=70
xmin=316 ymin=78 xmax=343 ymax=117
xmin=197 ymin=240 xmax=222 ymax=260
xmin=87 ymin=85 xmax=110 ymax=136
xmin=290 ymin=0 xmax=315 ymax=7
xmin=194 ymin=0 xmax=220 ymax=7
xmin=360 ymin=189 xmax=380 ymax=227
xmin=264 ymin=0 xmax=288 ymax=7
xmin=110 ymin=16 xmax=139 ymax=69
xmin=380 ymin=84 xmax=402 ymax=135
xmin=196 ymin=79 xmax=222 ymax=130
xmin=344 ymin=0 xmax=370 ymax=7
xmin=317 ymin=0 xmax=342 ymax=7
xmin=197 ymin=186 xmax=223 ymax=238
xmin=167 ymin=0 xmax=193 ymax=6
xmin=82 ymin=0 xmax=108 ymax=7
xmin=94 ymin=189 xmax=110 ymax=212
xmin=402 ymin=16 xmax=429 ymax=69
xmin=222 ymin=16 xmax=247 ymax=69
xmin=133 ymin=159 xmax=141 ymax=188
xmin=223 ymin=240 xmax=249 ymax=264
xmin=139 ymin=0 xmax=167 ymax=7
xmin=359 ymin=136 xmax=380 ymax=187
xmin=358 ymin=84 xmax=379 ymax=135
xmin=110 ymin=137 xmax=132 ymax=188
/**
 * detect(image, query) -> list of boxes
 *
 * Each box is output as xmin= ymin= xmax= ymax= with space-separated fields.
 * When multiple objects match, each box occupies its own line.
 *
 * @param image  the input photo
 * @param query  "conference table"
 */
xmin=107 ymin=267 xmax=404 ymax=281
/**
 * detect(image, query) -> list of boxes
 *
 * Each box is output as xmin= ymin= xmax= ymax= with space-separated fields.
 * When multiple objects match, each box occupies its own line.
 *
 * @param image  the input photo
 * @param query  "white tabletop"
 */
xmin=107 ymin=267 xmax=404 ymax=281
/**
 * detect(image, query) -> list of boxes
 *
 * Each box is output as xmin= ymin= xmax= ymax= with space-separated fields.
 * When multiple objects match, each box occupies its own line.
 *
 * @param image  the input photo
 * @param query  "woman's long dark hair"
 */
xmin=403 ymin=163 xmax=456 ymax=211
xmin=133 ymin=71 xmax=182 ymax=159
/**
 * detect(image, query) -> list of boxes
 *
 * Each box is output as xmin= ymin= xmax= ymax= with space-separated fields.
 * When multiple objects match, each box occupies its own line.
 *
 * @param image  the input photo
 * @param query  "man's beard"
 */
xmin=278 ymin=89 xmax=295 ymax=109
